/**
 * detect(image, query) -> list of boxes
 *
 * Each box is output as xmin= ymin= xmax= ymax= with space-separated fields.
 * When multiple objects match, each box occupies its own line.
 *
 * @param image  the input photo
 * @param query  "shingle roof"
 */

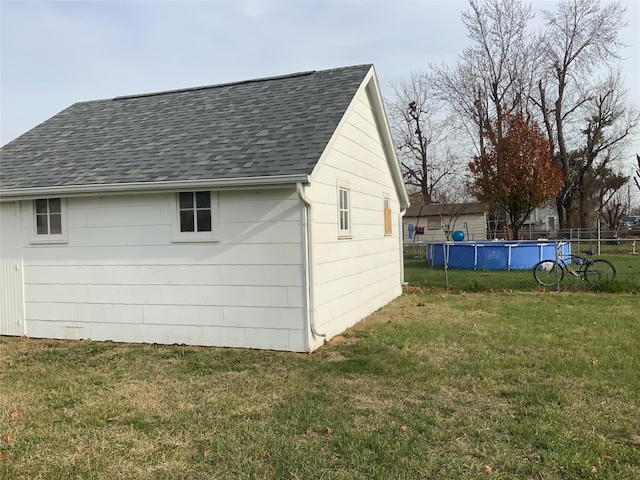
xmin=0 ymin=65 xmax=372 ymax=191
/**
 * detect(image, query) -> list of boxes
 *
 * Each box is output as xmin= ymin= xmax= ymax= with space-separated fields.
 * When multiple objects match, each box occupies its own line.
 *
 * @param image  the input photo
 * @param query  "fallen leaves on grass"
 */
xmin=481 ymin=465 xmax=492 ymax=474
xmin=0 ymin=451 xmax=10 ymax=464
xmin=3 ymin=432 xmax=11 ymax=444
xmin=402 ymin=285 xmax=423 ymax=294
xmin=323 ymin=427 xmax=333 ymax=436
xmin=10 ymin=410 xmax=21 ymax=420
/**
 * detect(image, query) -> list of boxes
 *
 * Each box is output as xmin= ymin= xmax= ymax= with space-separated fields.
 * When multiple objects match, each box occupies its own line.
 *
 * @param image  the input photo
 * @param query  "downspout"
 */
xmin=296 ymin=182 xmax=326 ymax=344
xmin=399 ymin=209 xmax=407 ymax=285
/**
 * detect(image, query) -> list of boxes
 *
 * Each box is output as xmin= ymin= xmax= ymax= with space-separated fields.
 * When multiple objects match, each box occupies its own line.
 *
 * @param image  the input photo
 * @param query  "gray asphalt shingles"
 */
xmin=0 ymin=65 xmax=371 ymax=190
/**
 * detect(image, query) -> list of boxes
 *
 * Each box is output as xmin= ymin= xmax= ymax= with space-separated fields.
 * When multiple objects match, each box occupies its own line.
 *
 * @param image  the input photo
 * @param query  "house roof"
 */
xmin=405 ymin=203 xmax=487 ymax=217
xmin=0 ymin=65 xmax=374 ymax=194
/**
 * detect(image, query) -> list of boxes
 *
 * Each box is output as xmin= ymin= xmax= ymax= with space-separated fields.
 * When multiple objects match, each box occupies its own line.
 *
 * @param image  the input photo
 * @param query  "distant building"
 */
xmin=403 ymin=203 xmax=488 ymax=242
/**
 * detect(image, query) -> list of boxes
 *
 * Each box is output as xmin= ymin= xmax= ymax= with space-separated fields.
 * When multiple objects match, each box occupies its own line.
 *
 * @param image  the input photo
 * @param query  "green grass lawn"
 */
xmin=404 ymin=253 xmax=640 ymax=292
xmin=1 ymin=292 xmax=639 ymax=479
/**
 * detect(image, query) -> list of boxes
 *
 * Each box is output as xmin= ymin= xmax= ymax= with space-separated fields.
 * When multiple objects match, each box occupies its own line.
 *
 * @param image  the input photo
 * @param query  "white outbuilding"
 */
xmin=0 ymin=64 xmax=409 ymax=352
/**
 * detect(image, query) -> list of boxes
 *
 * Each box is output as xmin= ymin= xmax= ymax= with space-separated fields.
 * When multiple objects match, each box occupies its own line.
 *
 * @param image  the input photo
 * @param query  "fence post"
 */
xmin=556 ymin=240 xmax=560 ymax=293
xmin=444 ymin=243 xmax=450 ymax=289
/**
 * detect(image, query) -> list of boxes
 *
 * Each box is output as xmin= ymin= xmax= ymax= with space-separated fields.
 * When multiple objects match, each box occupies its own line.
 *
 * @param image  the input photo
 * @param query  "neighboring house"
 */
xmin=403 ymin=203 xmax=487 ymax=242
xmin=0 ymin=65 xmax=410 ymax=352
xmin=525 ymin=202 xmax=559 ymax=237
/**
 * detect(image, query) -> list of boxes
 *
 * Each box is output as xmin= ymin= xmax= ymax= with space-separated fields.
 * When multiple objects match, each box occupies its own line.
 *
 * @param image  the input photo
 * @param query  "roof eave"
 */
xmin=0 ymin=174 xmax=311 ymax=201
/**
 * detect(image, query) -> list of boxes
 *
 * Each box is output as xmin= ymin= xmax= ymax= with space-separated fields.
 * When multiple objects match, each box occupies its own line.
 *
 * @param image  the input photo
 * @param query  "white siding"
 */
xmin=307 ymin=87 xmax=402 ymax=349
xmin=18 ymin=189 xmax=307 ymax=351
xmin=403 ymin=213 xmax=488 ymax=242
xmin=0 ymin=202 xmax=25 ymax=335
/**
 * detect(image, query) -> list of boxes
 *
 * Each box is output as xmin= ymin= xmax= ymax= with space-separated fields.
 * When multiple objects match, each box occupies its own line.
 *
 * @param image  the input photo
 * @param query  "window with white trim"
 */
xmin=179 ymin=191 xmax=212 ymax=232
xmin=338 ymin=186 xmax=351 ymax=237
xmin=35 ymin=198 xmax=62 ymax=234
xmin=172 ymin=191 xmax=219 ymax=242
xmin=32 ymin=198 xmax=67 ymax=243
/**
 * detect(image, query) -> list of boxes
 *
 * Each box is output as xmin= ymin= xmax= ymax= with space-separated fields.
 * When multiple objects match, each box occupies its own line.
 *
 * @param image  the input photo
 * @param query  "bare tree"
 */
xmin=532 ymin=0 xmax=635 ymax=229
xmin=601 ymin=182 xmax=631 ymax=235
xmin=387 ymin=72 xmax=462 ymax=204
xmin=635 ymin=154 xmax=640 ymax=193
xmin=431 ymin=0 xmax=535 ymax=156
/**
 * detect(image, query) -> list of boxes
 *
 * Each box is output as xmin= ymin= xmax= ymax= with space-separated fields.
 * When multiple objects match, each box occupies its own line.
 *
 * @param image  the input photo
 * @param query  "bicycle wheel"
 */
xmin=584 ymin=259 xmax=616 ymax=284
xmin=533 ymin=260 xmax=564 ymax=286
xmin=563 ymin=255 xmax=586 ymax=276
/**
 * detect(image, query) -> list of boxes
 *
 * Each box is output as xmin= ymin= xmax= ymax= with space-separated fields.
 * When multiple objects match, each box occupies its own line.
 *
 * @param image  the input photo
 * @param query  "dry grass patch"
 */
xmin=1 ymin=291 xmax=639 ymax=479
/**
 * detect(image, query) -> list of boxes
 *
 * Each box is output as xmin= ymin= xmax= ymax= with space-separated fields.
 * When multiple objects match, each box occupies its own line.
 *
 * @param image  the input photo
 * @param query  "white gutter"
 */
xmin=296 ymin=182 xmax=325 ymax=345
xmin=0 ymin=174 xmax=311 ymax=201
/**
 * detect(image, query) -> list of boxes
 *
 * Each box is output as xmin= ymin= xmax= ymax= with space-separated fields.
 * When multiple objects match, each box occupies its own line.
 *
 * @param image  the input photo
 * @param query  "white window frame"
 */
xmin=337 ymin=183 xmax=351 ymax=238
xmin=30 ymin=197 xmax=68 ymax=244
xmin=171 ymin=191 xmax=219 ymax=243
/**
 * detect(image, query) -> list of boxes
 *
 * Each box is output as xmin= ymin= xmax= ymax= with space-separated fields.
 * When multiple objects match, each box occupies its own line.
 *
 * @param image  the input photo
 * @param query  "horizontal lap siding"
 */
xmin=20 ymin=189 xmax=306 ymax=351
xmin=309 ymin=88 xmax=402 ymax=345
xmin=403 ymin=214 xmax=487 ymax=242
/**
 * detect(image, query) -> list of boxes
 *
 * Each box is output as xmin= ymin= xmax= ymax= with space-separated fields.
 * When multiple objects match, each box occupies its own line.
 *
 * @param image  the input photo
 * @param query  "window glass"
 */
xmin=35 ymin=199 xmax=48 ymax=214
xmin=180 ymin=210 xmax=195 ymax=232
xmin=338 ymin=187 xmax=350 ymax=234
xmin=33 ymin=198 xmax=65 ymax=238
xmin=49 ymin=214 xmax=62 ymax=234
xmin=36 ymin=214 xmax=48 ymax=235
xmin=178 ymin=192 xmax=212 ymax=233
xmin=196 ymin=191 xmax=210 ymax=209
xmin=49 ymin=198 xmax=61 ymax=213
xmin=197 ymin=210 xmax=212 ymax=232
xmin=179 ymin=192 xmax=194 ymax=209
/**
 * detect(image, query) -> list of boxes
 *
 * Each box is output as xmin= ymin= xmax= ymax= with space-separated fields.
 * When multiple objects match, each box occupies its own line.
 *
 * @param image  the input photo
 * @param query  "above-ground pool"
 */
xmin=426 ymin=241 xmax=571 ymax=270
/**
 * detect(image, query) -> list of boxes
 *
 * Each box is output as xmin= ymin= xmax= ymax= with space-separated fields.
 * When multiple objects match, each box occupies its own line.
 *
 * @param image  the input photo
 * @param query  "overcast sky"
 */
xmin=1 ymin=0 xmax=639 ymax=163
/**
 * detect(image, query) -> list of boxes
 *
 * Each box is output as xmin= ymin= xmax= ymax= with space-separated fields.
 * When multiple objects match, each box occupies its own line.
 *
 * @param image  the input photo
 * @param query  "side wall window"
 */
xmin=179 ymin=191 xmax=212 ymax=232
xmin=172 ymin=191 xmax=218 ymax=243
xmin=35 ymin=198 xmax=62 ymax=235
xmin=32 ymin=198 xmax=67 ymax=243
xmin=338 ymin=186 xmax=351 ymax=237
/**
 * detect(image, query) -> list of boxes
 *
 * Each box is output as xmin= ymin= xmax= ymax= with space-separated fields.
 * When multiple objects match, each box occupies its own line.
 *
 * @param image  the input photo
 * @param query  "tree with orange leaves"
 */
xmin=469 ymin=113 xmax=565 ymax=239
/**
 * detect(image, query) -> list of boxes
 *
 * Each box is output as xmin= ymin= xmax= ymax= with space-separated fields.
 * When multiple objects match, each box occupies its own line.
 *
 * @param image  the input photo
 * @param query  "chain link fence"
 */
xmin=404 ymin=236 xmax=640 ymax=292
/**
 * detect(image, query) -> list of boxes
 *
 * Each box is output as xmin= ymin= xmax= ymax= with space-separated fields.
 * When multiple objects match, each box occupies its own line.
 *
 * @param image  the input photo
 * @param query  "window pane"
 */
xmin=49 ymin=198 xmax=61 ymax=214
xmin=49 ymin=213 xmax=62 ymax=234
xmin=179 ymin=192 xmax=193 ymax=209
xmin=196 ymin=191 xmax=210 ymax=209
xmin=36 ymin=214 xmax=48 ymax=234
xmin=35 ymin=199 xmax=48 ymax=214
xmin=197 ymin=210 xmax=212 ymax=232
xmin=180 ymin=211 xmax=195 ymax=232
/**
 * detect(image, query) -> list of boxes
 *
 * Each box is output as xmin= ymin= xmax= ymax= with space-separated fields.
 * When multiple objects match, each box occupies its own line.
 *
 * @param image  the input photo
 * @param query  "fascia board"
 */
xmin=364 ymin=67 xmax=411 ymax=209
xmin=0 ymin=174 xmax=310 ymax=201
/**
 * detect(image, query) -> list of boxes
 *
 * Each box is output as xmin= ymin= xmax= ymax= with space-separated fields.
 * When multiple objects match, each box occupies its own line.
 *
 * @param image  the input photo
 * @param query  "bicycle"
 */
xmin=533 ymin=249 xmax=616 ymax=286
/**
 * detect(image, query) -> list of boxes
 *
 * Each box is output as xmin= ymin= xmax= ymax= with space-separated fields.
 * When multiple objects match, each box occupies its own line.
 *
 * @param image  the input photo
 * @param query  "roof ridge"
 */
xmin=113 ymin=70 xmax=316 ymax=101
xmin=111 ymin=64 xmax=372 ymax=102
